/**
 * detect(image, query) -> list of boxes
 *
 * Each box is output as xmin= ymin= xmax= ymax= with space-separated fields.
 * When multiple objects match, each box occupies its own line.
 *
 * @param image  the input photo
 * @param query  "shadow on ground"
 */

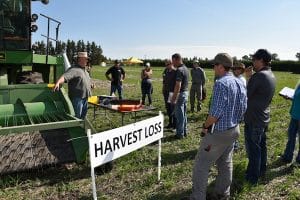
xmin=147 ymin=189 xmax=191 ymax=200
xmin=162 ymin=149 xmax=197 ymax=166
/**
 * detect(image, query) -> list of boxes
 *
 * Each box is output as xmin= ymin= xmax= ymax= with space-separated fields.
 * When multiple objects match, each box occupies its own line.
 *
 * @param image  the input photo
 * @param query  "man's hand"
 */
xmin=53 ymin=83 xmax=60 ymax=92
xmin=171 ymin=96 xmax=177 ymax=105
xmin=200 ymin=128 xmax=208 ymax=137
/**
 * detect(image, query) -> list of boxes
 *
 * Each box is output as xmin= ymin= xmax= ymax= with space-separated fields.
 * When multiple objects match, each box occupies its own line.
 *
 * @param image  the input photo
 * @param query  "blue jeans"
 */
xmin=163 ymin=91 xmax=176 ymax=128
xmin=141 ymin=79 xmax=153 ymax=105
xmin=110 ymin=84 xmax=123 ymax=99
xmin=282 ymin=118 xmax=300 ymax=163
xmin=244 ymin=124 xmax=268 ymax=184
xmin=174 ymin=91 xmax=188 ymax=137
xmin=71 ymin=97 xmax=88 ymax=119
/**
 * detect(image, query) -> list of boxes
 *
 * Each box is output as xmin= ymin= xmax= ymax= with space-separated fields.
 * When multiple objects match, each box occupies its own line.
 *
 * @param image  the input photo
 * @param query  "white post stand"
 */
xmin=87 ymin=113 xmax=164 ymax=198
xmin=87 ymin=129 xmax=98 ymax=200
xmin=158 ymin=111 xmax=163 ymax=182
xmin=158 ymin=138 xmax=161 ymax=181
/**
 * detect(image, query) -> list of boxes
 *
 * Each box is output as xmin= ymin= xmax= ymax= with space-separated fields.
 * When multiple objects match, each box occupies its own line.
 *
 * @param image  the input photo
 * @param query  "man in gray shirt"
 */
xmin=190 ymin=60 xmax=206 ymax=112
xmin=53 ymin=52 xmax=92 ymax=119
xmin=171 ymin=53 xmax=189 ymax=139
xmin=244 ymin=49 xmax=276 ymax=184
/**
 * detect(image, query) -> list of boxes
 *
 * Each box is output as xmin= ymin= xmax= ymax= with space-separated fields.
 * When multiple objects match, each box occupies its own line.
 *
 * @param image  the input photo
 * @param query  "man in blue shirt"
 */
xmin=190 ymin=53 xmax=247 ymax=200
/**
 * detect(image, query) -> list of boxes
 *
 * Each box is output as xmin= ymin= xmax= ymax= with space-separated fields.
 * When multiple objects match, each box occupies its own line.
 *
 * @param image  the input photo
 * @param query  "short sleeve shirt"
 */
xmin=162 ymin=68 xmax=177 ymax=93
xmin=63 ymin=65 xmax=92 ymax=99
xmin=176 ymin=64 xmax=189 ymax=92
xmin=106 ymin=66 xmax=125 ymax=85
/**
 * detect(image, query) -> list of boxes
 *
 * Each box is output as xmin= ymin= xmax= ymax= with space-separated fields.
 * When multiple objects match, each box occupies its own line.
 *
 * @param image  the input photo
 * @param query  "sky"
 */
xmin=32 ymin=0 xmax=300 ymax=60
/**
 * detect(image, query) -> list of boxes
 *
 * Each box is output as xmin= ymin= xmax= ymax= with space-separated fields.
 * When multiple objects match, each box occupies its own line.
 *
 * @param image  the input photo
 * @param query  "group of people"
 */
xmin=52 ymin=49 xmax=300 ymax=200
xmin=188 ymin=49 xmax=300 ymax=200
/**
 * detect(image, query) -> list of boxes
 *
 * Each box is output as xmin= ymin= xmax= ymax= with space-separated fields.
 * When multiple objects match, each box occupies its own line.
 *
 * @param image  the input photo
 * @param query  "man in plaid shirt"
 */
xmin=189 ymin=53 xmax=247 ymax=200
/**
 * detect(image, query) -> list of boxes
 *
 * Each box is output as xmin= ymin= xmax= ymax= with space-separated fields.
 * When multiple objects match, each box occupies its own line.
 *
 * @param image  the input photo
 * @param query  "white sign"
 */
xmin=88 ymin=114 xmax=164 ymax=168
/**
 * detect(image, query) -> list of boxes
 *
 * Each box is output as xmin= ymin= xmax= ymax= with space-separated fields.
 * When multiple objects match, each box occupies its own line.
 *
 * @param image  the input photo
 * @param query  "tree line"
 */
xmin=32 ymin=40 xmax=106 ymax=65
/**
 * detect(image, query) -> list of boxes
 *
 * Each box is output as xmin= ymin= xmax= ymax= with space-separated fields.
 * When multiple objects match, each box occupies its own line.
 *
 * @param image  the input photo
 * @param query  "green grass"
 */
xmin=1 ymin=66 xmax=300 ymax=200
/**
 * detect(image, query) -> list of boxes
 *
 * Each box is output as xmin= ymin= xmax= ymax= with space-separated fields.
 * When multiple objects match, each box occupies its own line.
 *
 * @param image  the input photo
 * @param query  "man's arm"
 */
xmin=105 ymin=68 xmax=112 ymax=81
xmin=201 ymin=115 xmax=218 ymax=135
xmin=201 ymin=82 xmax=224 ymax=135
xmin=171 ymin=81 xmax=181 ymax=104
xmin=105 ymin=73 xmax=111 ymax=81
xmin=121 ymin=68 xmax=126 ymax=81
xmin=246 ymin=74 xmax=259 ymax=98
xmin=53 ymin=76 xmax=65 ymax=91
xmin=202 ymin=69 xmax=206 ymax=86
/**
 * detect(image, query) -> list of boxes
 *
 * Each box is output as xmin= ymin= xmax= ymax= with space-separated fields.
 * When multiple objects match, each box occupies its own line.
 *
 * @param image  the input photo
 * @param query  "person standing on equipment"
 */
xmin=53 ymin=52 xmax=92 ymax=119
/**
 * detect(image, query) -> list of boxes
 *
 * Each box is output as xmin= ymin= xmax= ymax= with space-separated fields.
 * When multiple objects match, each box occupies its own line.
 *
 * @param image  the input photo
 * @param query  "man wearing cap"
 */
xmin=171 ymin=53 xmax=189 ymax=139
xmin=53 ymin=52 xmax=92 ymax=119
xmin=105 ymin=60 xmax=126 ymax=99
xmin=190 ymin=60 xmax=206 ymax=112
xmin=190 ymin=53 xmax=247 ymax=200
xmin=244 ymin=49 xmax=276 ymax=184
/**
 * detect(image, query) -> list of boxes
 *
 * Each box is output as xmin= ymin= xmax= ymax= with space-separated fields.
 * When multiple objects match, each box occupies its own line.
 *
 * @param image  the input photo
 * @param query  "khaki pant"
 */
xmin=190 ymin=83 xmax=202 ymax=111
xmin=190 ymin=126 xmax=240 ymax=200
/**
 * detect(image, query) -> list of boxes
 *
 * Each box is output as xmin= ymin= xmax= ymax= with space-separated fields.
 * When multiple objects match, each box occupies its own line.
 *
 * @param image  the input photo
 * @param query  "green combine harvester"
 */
xmin=0 ymin=0 xmax=89 ymax=174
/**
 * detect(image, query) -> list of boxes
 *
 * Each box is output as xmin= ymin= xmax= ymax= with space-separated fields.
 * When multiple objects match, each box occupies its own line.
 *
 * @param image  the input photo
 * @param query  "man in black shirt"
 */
xmin=162 ymin=59 xmax=177 ymax=129
xmin=105 ymin=60 xmax=126 ymax=99
xmin=244 ymin=49 xmax=276 ymax=184
xmin=171 ymin=53 xmax=189 ymax=139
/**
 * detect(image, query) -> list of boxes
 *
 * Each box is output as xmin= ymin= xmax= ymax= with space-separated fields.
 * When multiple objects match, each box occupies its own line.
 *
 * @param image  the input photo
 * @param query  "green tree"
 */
xmin=242 ymin=55 xmax=250 ymax=61
xmin=296 ymin=52 xmax=300 ymax=61
xmin=271 ymin=53 xmax=279 ymax=61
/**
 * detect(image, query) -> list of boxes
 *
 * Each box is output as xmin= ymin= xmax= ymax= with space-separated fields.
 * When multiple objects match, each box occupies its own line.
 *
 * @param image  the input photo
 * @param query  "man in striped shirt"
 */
xmin=190 ymin=53 xmax=247 ymax=200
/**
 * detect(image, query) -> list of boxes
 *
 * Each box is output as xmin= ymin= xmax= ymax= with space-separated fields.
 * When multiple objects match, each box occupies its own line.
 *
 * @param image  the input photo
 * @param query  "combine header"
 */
xmin=0 ymin=0 xmax=89 ymax=173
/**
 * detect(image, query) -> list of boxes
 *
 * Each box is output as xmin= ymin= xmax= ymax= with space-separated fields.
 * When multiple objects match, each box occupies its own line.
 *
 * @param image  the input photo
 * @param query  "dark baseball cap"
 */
xmin=252 ymin=49 xmax=271 ymax=63
xmin=114 ymin=59 xmax=121 ymax=64
xmin=213 ymin=53 xmax=233 ymax=68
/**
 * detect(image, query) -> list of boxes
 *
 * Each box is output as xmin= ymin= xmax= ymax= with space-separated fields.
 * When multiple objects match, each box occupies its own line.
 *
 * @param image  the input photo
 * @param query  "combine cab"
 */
xmin=0 ymin=0 xmax=89 ymax=174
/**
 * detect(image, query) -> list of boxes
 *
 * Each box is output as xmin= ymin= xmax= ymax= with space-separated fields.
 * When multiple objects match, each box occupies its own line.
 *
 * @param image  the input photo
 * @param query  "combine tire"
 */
xmin=0 ymin=129 xmax=76 ymax=174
